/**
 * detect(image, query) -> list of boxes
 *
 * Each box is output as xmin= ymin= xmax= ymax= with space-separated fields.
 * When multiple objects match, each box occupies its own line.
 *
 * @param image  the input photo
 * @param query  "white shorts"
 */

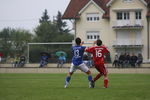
xmin=69 ymin=63 xmax=89 ymax=73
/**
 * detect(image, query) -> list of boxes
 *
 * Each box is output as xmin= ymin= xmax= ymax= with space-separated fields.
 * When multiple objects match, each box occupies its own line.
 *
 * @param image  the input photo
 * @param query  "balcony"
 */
xmin=112 ymin=40 xmax=143 ymax=48
xmin=112 ymin=20 xmax=143 ymax=29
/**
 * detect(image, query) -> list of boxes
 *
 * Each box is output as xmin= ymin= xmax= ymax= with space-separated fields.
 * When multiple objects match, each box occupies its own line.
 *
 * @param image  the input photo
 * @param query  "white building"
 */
xmin=62 ymin=0 xmax=150 ymax=62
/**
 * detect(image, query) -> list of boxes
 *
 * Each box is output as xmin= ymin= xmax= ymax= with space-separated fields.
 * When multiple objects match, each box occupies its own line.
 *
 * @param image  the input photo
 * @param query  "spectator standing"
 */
xmin=18 ymin=55 xmax=26 ymax=67
xmin=112 ymin=53 xmax=119 ymax=68
xmin=57 ymin=53 xmax=66 ymax=68
xmin=125 ymin=53 xmax=131 ymax=67
xmin=6 ymin=55 xmax=14 ymax=67
xmin=119 ymin=53 xmax=125 ymax=68
xmin=14 ymin=54 xmax=20 ymax=67
xmin=39 ymin=53 xmax=49 ymax=68
xmin=136 ymin=53 xmax=143 ymax=67
xmin=0 ymin=55 xmax=2 ymax=63
xmin=0 ymin=52 xmax=3 ymax=63
xmin=130 ymin=53 xmax=138 ymax=67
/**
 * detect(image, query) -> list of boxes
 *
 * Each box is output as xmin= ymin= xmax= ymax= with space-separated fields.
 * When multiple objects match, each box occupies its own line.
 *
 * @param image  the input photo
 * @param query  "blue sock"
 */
xmin=66 ymin=76 xmax=71 ymax=83
xmin=88 ymin=75 xmax=92 ymax=82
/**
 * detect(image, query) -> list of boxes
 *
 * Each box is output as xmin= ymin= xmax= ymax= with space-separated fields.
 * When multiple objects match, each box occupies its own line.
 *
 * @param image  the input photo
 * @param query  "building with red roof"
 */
xmin=62 ymin=0 xmax=150 ymax=62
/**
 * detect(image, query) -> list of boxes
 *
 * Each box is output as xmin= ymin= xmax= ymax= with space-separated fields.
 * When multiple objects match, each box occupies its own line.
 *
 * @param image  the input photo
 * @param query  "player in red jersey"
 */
xmin=85 ymin=39 xmax=109 ymax=88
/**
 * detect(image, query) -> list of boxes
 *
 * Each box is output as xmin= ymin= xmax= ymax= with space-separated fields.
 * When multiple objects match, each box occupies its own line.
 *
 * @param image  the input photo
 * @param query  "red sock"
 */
xmin=93 ymin=73 xmax=101 ymax=82
xmin=104 ymin=78 xmax=108 ymax=88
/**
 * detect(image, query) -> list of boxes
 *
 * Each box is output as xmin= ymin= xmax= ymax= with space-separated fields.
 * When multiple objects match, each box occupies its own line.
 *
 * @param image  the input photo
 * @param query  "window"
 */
xmin=87 ymin=31 xmax=100 ymax=40
xmin=124 ymin=12 xmax=129 ymax=20
xmin=117 ymin=12 xmax=122 ymax=20
xmin=135 ymin=11 xmax=141 ymax=20
xmin=87 ymin=13 xmax=100 ymax=22
xmin=117 ymin=12 xmax=130 ymax=20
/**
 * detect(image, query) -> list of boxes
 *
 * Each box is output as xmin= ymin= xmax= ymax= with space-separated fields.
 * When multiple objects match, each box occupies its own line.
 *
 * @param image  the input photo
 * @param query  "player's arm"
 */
xmin=80 ymin=41 xmax=84 ymax=46
xmin=85 ymin=47 xmax=89 ymax=52
xmin=93 ymin=41 xmax=96 ymax=46
xmin=85 ymin=46 xmax=94 ymax=53
xmin=85 ymin=41 xmax=96 ymax=52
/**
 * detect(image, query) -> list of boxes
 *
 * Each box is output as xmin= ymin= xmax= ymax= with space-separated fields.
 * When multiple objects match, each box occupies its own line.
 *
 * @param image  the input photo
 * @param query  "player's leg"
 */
xmin=64 ymin=72 xmax=73 ymax=88
xmin=104 ymin=74 xmax=108 ymax=88
xmin=79 ymin=63 xmax=94 ymax=88
xmin=85 ymin=70 xmax=92 ymax=82
xmin=103 ymin=65 xmax=108 ymax=88
xmin=94 ymin=63 xmax=108 ymax=88
xmin=93 ymin=65 xmax=102 ymax=82
xmin=93 ymin=73 xmax=102 ymax=82
xmin=86 ymin=70 xmax=95 ymax=88
xmin=80 ymin=63 xmax=93 ymax=81
xmin=64 ymin=63 xmax=76 ymax=88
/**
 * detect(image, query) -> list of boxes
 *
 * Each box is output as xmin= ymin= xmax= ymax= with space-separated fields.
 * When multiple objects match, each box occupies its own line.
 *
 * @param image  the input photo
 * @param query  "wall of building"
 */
xmin=74 ymin=0 xmax=149 ymax=62
xmin=148 ymin=17 xmax=150 ymax=60
xmin=109 ymin=0 xmax=148 ymax=61
xmin=76 ymin=2 xmax=109 ymax=45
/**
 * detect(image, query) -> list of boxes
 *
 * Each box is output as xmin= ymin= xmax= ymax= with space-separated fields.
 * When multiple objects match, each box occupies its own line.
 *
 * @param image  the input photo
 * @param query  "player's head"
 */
xmin=96 ymin=39 xmax=102 ymax=46
xmin=75 ymin=37 xmax=81 ymax=45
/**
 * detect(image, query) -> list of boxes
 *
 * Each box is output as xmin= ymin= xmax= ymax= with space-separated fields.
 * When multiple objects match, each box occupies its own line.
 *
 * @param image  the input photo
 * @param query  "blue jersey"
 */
xmin=71 ymin=46 xmax=86 ymax=66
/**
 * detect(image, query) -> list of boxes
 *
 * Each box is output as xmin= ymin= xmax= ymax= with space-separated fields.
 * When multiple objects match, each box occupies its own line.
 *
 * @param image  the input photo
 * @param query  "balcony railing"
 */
xmin=112 ymin=40 xmax=143 ymax=48
xmin=112 ymin=20 xmax=144 ymax=29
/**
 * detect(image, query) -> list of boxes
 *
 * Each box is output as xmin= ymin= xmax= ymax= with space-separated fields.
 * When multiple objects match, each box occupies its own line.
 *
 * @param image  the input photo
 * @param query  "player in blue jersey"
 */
xmin=64 ymin=37 xmax=94 ymax=88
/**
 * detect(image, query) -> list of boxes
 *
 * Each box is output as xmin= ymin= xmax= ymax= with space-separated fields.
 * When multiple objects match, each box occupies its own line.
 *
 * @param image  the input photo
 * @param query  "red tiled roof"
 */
xmin=93 ymin=0 xmax=110 ymax=18
xmin=62 ymin=0 xmax=89 ymax=19
xmin=145 ymin=0 xmax=150 ymax=17
xmin=62 ymin=0 xmax=109 ymax=19
xmin=62 ymin=0 xmax=150 ymax=19
xmin=145 ymin=0 xmax=150 ymax=4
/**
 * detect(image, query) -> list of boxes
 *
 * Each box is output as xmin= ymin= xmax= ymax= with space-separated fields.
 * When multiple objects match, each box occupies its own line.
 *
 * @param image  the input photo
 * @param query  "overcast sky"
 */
xmin=0 ymin=0 xmax=71 ymax=32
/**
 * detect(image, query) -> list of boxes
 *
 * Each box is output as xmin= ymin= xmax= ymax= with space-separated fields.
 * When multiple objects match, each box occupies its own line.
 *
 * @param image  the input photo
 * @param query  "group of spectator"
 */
xmin=113 ymin=53 xmax=143 ymax=68
xmin=39 ymin=52 xmax=66 ymax=68
xmin=1 ymin=51 xmax=144 ymax=68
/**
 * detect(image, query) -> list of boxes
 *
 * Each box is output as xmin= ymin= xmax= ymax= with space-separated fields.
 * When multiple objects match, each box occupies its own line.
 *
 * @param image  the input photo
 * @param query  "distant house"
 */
xmin=62 ymin=0 xmax=150 ymax=62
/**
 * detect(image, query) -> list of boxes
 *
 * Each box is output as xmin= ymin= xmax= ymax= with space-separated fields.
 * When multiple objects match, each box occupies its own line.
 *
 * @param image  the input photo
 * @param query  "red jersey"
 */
xmin=85 ymin=45 xmax=109 ymax=65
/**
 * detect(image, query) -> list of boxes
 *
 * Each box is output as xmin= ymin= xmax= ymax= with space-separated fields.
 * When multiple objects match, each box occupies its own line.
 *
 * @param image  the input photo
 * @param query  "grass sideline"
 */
xmin=0 ymin=73 xmax=150 ymax=100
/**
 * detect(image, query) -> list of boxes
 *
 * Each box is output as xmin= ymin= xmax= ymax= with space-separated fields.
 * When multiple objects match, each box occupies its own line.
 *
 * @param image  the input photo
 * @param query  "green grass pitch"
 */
xmin=0 ymin=73 xmax=150 ymax=100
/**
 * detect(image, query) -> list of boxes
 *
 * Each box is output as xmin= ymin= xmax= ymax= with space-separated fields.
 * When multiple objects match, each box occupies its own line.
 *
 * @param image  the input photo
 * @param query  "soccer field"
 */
xmin=0 ymin=74 xmax=150 ymax=100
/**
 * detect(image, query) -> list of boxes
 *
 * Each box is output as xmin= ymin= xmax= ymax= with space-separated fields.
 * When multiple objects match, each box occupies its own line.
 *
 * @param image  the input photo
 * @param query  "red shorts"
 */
xmin=94 ymin=63 xmax=108 ymax=76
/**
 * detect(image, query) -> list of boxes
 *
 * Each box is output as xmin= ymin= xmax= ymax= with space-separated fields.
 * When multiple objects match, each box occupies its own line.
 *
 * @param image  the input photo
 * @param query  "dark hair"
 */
xmin=75 ymin=37 xmax=81 ymax=45
xmin=97 ymin=39 xmax=102 ymax=46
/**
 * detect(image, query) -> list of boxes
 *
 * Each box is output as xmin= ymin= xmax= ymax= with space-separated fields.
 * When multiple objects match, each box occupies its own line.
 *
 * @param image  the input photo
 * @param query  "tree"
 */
xmin=39 ymin=9 xmax=51 ymax=23
xmin=35 ymin=9 xmax=73 ymax=42
xmin=34 ymin=22 xmax=58 ymax=42
xmin=11 ymin=29 xmax=33 ymax=54
xmin=35 ymin=9 xmax=58 ymax=42
xmin=55 ymin=11 xmax=70 ymax=33
xmin=0 ymin=28 xmax=33 ymax=57
xmin=31 ymin=10 xmax=74 ymax=62
xmin=0 ymin=28 xmax=12 ymax=57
